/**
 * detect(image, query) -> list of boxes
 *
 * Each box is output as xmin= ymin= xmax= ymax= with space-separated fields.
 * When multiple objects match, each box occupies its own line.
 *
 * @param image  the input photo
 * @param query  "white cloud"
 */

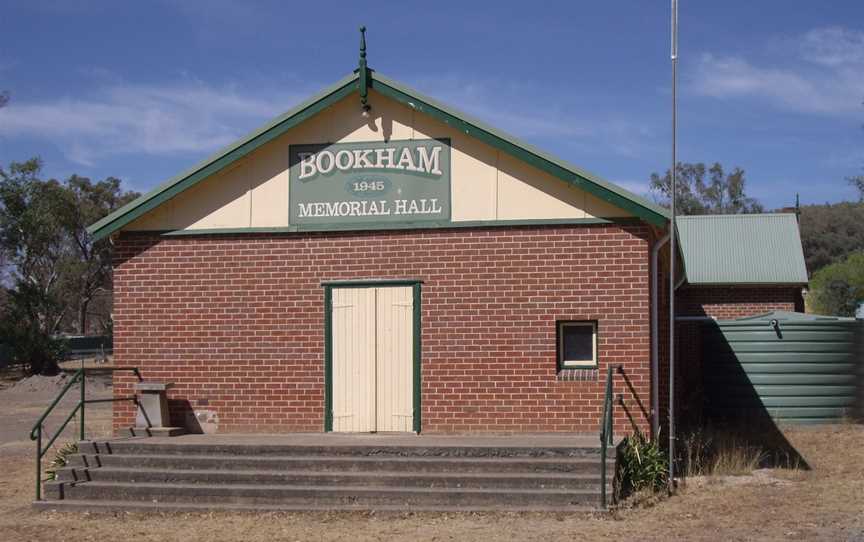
xmin=689 ymin=26 xmax=864 ymax=116
xmin=0 ymin=78 xmax=304 ymax=166
xmin=800 ymin=27 xmax=864 ymax=67
xmin=0 ymin=69 xmax=658 ymax=169
xmin=407 ymin=74 xmax=656 ymax=156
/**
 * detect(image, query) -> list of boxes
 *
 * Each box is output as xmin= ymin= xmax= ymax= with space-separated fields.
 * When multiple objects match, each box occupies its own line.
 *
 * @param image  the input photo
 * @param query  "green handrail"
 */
xmin=29 ymin=366 xmax=141 ymax=500
xmin=599 ymin=364 xmax=619 ymax=509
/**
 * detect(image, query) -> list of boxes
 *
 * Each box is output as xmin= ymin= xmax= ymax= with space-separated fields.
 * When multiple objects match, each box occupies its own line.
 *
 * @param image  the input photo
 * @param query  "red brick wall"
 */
xmin=677 ymin=286 xmax=802 ymax=319
xmin=112 ymin=223 xmax=655 ymax=435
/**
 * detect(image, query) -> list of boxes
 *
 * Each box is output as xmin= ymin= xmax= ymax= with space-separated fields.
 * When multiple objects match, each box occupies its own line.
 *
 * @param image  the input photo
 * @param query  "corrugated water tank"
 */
xmin=702 ymin=311 xmax=863 ymax=424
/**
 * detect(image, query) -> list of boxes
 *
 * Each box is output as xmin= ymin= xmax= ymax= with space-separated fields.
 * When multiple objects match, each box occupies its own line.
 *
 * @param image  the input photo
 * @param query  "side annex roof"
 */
xmin=676 ymin=213 xmax=809 ymax=286
xmin=87 ymin=71 xmax=670 ymax=241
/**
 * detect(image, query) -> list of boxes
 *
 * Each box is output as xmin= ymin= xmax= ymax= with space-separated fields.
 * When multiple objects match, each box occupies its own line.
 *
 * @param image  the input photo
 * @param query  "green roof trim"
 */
xmin=370 ymin=74 xmax=669 ymax=226
xmin=677 ymin=213 xmax=809 ymax=286
xmin=87 ymin=71 xmax=669 ymax=240
xmin=87 ymin=73 xmax=361 ymax=241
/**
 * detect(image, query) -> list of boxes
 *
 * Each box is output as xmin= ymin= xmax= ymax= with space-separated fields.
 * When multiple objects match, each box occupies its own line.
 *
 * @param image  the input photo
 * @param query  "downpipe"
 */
xmin=650 ymin=231 xmax=670 ymax=439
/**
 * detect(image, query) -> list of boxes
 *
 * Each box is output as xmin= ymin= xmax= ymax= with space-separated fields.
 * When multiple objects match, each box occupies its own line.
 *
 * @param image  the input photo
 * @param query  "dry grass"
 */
xmin=0 ymin=424 xmax=862 ymax=541
xmin=678 ymin=423 xmax=810 ymax=478
xmin=681 ymin=429 xmax=766 ymax=477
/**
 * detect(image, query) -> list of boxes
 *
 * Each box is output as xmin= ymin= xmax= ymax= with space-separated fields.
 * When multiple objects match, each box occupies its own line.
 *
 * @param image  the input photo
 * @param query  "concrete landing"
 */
xmin=129 ymin=432 xmax=606 ymax=448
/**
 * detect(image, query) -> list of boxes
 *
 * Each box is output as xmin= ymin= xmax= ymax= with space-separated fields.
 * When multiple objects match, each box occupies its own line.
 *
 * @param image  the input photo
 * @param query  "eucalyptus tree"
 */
xmin=0 ymin=159 xmax=137 ymax=373
xmin=650 ymin=162 xmax=764 ymax=215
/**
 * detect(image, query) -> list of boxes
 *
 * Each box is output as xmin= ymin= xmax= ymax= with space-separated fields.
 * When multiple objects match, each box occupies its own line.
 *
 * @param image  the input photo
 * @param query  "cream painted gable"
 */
xmin=126 ymin=89 xmax=633 ymax=232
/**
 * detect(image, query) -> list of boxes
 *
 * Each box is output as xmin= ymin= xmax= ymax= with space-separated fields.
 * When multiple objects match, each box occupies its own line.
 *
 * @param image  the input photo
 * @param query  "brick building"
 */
xmin=89 ymin=59 xmax=807 ymax=438
xmin=670 ymin=214 xmax=809 ymax=426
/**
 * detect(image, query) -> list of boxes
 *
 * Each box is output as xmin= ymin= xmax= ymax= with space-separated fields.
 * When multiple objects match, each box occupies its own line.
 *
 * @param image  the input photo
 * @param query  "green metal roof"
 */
xmin=87 ymin=71 xmax=669 ymax=241
xmin=677 ymin=213 xmax=808 ymax=285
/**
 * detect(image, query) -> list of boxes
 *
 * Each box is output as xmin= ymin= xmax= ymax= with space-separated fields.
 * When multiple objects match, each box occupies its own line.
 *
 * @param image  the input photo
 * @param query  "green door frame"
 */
xmin=322 ymin=279 xmax=423 ymax=433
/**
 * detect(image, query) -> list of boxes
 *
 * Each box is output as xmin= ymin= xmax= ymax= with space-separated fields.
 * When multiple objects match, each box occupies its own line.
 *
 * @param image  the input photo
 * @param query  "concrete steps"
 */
xmin=55 ymin=467 xmax=603 ymax=490
xmin=32 ymin=499 xmax=603 ymax=514
xmin=39 ymin=435 xmax=616 ymax=513
xmin=68 ymin=453 xmax=606 ymax=474
xmin=45 ymin=481 xmax=603 ymax=507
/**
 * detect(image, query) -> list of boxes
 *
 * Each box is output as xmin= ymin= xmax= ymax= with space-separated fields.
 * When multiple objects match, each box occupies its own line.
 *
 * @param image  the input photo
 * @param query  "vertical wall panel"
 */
xmin=376 ymin=286 xmax=415 ymax=432
xmin=331 ymin=288 xmax=377 ymax=432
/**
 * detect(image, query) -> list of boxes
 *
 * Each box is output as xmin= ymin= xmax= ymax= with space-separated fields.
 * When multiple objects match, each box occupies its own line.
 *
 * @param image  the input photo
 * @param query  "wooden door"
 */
xmin=330 ymin=286 xmax=414 ymax=432
xmin=331 ymin=287 xmax=377 ymax=432
xmin=375 ymin=286 xmax=414 ymax=432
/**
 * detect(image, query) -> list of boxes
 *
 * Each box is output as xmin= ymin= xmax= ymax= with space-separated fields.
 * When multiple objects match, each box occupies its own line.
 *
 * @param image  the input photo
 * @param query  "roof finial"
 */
xmin=359 ymin=26 xmax=371 ymax=117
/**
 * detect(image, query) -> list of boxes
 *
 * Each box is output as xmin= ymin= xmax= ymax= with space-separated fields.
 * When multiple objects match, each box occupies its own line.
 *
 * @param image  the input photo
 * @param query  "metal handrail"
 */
xmin=599 ymin=364 xmax=619 ymax=509
xmin=29 ymin=366 xmax=141 ymax=500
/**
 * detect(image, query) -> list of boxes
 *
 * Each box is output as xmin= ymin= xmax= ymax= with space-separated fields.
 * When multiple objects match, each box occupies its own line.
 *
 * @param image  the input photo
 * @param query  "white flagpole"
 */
xmin=669 ymin=0 xmax=678 ymax=488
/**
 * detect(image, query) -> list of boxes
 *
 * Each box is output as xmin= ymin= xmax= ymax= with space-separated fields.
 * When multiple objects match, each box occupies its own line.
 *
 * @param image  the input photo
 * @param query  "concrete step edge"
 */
xmin=71 ymin=452 xmax=615 ymax=465
xmin=82 ymin=442 xmax=606 ymax=458
xmin=33 ymin=499 xmax=607 ymax=514
xmin=61 ymin=466 xmax=605 ymax=481
xmin=60 ymin=480 xmax=605 ymax=496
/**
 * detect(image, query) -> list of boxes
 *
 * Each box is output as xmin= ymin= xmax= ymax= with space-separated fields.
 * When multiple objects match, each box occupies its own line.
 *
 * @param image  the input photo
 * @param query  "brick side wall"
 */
xmin=676 ymin=286 xmax=802 ymax=319
xmin=112 ymin=223 xmax=654 ymax=435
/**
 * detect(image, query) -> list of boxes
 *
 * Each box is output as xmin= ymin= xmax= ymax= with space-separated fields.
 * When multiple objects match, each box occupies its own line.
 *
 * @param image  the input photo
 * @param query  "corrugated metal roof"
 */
xmin=677 ymin=213 xmax=808 ymax=285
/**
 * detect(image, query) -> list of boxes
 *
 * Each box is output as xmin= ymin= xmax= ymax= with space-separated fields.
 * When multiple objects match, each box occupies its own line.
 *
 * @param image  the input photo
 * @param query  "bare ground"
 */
xmin=0 ymin=375 xmax=862 ymax=541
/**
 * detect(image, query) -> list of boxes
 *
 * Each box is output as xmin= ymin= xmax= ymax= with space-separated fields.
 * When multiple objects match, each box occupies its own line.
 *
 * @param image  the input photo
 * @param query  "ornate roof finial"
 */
xmin=359 ymin=25 xmax=371 ymax=117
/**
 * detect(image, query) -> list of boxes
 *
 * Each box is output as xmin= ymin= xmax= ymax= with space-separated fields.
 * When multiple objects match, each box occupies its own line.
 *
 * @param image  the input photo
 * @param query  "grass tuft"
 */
xmin=679 ymin=425 xmax=803 ymax=477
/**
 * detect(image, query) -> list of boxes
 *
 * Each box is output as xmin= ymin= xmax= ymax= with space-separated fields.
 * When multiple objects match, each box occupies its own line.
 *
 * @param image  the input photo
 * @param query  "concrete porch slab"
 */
xmin=107 ymin=432 xmax=609 ymax=448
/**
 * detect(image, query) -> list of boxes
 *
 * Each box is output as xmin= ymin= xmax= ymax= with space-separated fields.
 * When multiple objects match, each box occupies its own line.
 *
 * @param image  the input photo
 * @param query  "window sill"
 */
xmin=556 ymin=368 xmax=599 ymax=381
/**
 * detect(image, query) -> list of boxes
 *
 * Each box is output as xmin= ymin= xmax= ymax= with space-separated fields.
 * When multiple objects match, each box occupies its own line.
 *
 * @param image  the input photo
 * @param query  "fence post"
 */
xmin=35 ymin=425 xmax=42 ymax=501
xmin=79 ymin=370 xmax=85 ymax=441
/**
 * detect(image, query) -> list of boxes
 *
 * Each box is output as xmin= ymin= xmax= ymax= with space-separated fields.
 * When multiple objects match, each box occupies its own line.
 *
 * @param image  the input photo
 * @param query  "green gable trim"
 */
xmin=156 ymin=217 xmax=638 ymax=237
xmin=370 ymin=74 xmax=669 ymax=227
xmin=87 ymin=73 xmax=361 ymax=242
xmin=88 ymin=70 xmax=669 ymax=241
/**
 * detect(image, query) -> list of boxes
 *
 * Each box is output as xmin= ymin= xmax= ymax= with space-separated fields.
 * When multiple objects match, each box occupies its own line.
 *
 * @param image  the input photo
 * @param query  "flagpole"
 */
xmin=669 ymin=0 xmax=678 ymax=488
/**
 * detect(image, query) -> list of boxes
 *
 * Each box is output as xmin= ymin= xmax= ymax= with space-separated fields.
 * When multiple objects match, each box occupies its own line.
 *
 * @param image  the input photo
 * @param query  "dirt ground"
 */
xmin=0 ymin=374 xmax=862 ymax=541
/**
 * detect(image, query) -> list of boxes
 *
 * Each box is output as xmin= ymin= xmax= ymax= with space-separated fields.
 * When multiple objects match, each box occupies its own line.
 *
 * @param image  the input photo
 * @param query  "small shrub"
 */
xmin=45 ymin=442 xmax=78 ymax=481
xmin=618 ymin=430 xmax=668 ymax=496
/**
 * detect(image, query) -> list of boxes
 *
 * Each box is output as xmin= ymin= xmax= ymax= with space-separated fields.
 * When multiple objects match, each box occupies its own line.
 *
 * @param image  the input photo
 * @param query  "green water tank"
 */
xmin=702 ymin=311 xmax=864 ymax=424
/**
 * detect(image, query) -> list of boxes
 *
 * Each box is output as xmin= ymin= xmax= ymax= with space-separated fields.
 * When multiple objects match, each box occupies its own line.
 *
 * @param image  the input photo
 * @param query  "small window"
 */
xmin=558 ymin=321 xmax=597 ymax=368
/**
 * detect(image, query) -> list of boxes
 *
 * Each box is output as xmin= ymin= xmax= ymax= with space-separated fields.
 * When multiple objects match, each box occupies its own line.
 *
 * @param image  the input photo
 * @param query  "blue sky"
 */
xmin=1 ymin=0 xmax=863 ymax=209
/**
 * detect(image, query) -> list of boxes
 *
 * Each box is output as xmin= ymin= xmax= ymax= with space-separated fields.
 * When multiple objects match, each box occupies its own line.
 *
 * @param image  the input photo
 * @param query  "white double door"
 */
xmin=331 ymin=286 xmax=414 ymax=432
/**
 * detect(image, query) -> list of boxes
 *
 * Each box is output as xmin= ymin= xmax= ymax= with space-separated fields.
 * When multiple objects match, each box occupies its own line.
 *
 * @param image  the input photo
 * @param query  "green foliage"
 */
xmin=808 ymin=251 xmax=864 ymax=316
xmin=0 ymin=285 xmax=67 ymax=374
xmin=650 ymin=162 xmax=764 ymax=215
xmin=850 ymin=176 xmax=864 ymax=203
xmin=0 ymin=159 xmax=138 ymax=373
xmin=799 ymin=202 xmax=864 ymax=275
xmin=45 ymin=442 xmax=78 ymax=481
xmin=618 ymin=430 xmax=668 ymax=495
